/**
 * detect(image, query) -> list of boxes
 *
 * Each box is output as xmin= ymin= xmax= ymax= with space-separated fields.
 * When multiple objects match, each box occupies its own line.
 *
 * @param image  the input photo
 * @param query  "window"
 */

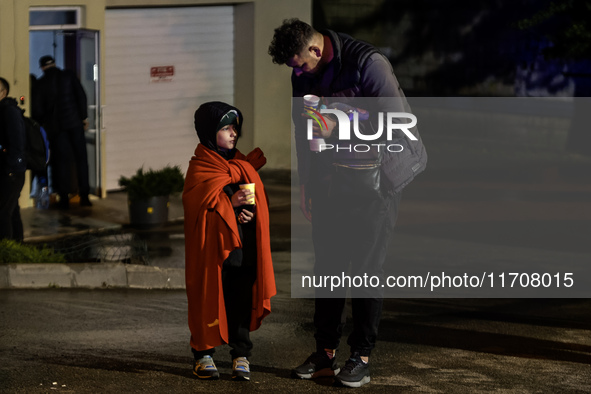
xmin=29 ymin=7 xmax=82 ymax=30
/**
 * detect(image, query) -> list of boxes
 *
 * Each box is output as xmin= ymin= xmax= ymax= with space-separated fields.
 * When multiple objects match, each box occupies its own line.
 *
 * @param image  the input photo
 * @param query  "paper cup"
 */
xmin=303 ymin=94 xmax=320 ymax=114
xmin=239 ymin=183 xmax=256 ymax=205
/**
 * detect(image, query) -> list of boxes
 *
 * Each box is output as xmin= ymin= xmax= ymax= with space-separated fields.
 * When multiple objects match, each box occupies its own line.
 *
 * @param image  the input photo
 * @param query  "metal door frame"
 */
xmin=28 ymin=27 xmax=102 ymax=197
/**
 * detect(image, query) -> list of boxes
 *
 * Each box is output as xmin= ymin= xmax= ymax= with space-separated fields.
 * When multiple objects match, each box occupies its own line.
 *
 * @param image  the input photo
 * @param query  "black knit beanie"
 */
xmin=194 ymin=101 xmax=243 ymax=158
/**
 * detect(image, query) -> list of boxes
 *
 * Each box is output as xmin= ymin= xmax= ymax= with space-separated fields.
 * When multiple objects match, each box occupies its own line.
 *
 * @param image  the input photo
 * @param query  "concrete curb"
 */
xmin=0 ymin=263 xmax=185 ymax=289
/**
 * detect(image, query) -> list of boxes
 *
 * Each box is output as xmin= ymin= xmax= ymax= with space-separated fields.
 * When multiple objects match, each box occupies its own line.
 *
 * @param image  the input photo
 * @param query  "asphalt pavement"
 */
xmin=2 ymin=289 xmax=591 ymax=393
xmin=2 ymin=164 xmax=591 ymax=392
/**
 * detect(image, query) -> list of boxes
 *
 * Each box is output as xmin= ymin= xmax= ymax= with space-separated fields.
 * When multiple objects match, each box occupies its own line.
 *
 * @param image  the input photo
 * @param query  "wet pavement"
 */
xmin=2 ymin=162 xmax=591 ymax=392
xmin=19 ymin=172 xmax=292 ymax=269
xmin=1 ymin=287 xmax=591 ymax=393
xmin=20 ymin=190 xmax=186 ymax=267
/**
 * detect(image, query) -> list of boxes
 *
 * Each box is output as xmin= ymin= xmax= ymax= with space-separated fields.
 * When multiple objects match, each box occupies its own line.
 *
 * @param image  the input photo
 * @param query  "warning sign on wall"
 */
xmin=150 ymin=66 xmax=175 ymax=83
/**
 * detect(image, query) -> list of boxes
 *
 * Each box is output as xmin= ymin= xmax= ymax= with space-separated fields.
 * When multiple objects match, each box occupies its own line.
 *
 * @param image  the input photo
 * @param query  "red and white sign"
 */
xmin=150 ymin=66 xmax=175 ymax=83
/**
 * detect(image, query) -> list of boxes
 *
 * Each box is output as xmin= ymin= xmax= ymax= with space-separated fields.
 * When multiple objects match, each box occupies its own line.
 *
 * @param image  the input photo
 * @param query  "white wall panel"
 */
xmin=105 ymin=6 xmax=234 ymax=190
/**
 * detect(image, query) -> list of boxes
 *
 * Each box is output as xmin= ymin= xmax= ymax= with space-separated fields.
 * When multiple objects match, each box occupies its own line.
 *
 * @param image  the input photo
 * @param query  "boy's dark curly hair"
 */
xmin=268 ymin=18 xmax=317 ymax=65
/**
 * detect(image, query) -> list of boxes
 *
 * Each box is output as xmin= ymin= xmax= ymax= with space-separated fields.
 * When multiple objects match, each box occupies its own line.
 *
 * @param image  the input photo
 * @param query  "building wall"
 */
xmin=1 ymin=0 xmax=310 ymax=204
xmin=105 ymin=0 xmax=311 ymax=171
xmin=104 ymin=6 xmax=236 ymax=190
xmin=1 ymin=0 xmax=108 ymax=204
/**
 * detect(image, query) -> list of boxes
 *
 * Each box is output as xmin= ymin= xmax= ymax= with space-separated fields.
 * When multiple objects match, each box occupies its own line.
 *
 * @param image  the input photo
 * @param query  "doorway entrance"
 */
xmin=29 ymin=29 xmax=102 ymax=197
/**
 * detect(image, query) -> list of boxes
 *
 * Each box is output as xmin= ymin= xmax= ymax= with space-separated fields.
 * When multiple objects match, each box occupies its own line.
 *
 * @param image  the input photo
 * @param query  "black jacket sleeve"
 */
xmin=0 ymin=102 xmax=27 ymax=174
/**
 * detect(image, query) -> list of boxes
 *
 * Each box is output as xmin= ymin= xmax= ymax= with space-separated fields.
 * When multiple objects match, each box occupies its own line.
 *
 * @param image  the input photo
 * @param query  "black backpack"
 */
xmin=22 ymin=112 xmax=50 ymax=172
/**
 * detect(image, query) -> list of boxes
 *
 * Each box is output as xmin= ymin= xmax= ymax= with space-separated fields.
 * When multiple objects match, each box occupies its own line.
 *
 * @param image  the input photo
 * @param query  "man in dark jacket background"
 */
xmin=33 ymin=55 xmax=92 ymax=209
xmin=0 ymin=77 xmax=26 ymax=241
xmin=269 ymin=18 xmax=426 ymax=388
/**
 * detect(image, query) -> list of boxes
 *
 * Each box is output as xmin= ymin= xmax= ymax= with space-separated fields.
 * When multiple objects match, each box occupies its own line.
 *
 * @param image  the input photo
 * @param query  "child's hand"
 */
xmin=231 ymin=189 xmax=254 ymax=207
xmin=237 ymin=209 xmax=254 ymax=224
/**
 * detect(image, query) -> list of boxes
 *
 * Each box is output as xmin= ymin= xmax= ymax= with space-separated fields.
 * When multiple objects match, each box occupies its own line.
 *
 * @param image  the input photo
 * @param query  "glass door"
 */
xmin=70 ymin=29 xmax=101 ymax=196
xmin=29 ymin=28 xmax=102 ymax=197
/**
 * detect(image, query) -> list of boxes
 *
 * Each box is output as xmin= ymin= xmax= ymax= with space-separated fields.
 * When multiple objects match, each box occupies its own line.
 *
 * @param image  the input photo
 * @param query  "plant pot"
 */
xmin=128 ymin=196 xmax=169 ymax=226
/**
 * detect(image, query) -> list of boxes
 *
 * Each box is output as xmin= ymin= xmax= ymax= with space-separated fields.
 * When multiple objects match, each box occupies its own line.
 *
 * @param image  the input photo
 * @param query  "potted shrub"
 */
xmin=118 ymin=165 xmax=185 ymax=226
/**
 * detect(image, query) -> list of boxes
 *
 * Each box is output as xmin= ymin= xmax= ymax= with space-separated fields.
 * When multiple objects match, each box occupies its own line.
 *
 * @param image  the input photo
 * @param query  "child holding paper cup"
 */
xmin=183 ymin=101 xmax=276 ymax=382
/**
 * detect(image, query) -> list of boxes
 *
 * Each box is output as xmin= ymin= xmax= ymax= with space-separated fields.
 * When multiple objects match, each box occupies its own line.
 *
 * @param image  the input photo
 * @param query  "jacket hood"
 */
xmin=194 ymin=101 xmax=243 ymax=159
xmin=0 ymin=97 xmax=19 ymax=108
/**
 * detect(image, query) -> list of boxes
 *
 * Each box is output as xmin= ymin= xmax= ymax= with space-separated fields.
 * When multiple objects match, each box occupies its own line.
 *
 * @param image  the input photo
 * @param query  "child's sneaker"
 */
xmin=193 ymin=355 xmax=220 ymax=380
xmin=292 ymin=351 xmax=340 ymax=379
xmin=335 ymin=354 xmax=370 ymax=387
xmin=232 ymin=357 xmax=251 ymax=381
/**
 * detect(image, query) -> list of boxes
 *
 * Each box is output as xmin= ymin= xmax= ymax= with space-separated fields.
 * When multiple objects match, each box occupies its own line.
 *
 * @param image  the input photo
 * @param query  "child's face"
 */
xmin=216 ymin=124 xmax=238 ymax=150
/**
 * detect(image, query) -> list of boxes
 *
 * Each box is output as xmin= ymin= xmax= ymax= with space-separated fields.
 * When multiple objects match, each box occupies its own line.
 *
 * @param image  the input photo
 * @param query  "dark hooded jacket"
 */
xmin=193 ymin=101 xmax=252 ymax=267
xmin=0 ymin=97 xmax=26 ymax=175
xmin=194 ymin=101 xmax=243 ymax=160
xmin=32 ymin=67 xmax=88 ymax=137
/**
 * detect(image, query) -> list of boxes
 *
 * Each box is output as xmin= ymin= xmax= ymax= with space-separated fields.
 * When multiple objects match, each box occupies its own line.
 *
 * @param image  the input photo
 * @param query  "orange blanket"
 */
xmin=183 ymin=144 xmax=276 ymax=352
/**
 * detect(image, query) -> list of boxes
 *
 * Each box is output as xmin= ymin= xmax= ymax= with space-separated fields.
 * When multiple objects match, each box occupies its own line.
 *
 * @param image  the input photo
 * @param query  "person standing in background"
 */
xmin=0 ymin=77 xmax=26 ymax=241
xmin=32 ymin=55 xmax=92 ymax=209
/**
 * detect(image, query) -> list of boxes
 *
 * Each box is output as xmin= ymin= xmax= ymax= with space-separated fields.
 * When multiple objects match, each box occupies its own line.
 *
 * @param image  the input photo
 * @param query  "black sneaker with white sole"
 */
xmin=335 ymin=354 xmax=370 ymax=388
xmin=292 ymin=351 xmax=340 ymax=379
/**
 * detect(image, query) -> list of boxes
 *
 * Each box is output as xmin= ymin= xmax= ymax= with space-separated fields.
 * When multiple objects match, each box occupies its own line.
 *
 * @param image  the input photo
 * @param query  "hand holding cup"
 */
xmin=302 ymin=94 xmax=327 ymax=152
xmin=238 ymin=183 xmax=256 ymax=205
xmin=231 ymin=185 xmax=255 ymax=208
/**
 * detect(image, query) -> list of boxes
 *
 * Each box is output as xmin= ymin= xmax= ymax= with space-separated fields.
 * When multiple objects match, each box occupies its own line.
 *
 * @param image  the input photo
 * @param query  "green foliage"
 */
xmin=0 ymin=239 xmax=66 ymax=264
xmin=118 ymin=165 xmax=185 ymax=202
xmin=517 ymin=1 xmax=573 ymax=30
xmin=518 ymin=0 xmax=591 ymax=59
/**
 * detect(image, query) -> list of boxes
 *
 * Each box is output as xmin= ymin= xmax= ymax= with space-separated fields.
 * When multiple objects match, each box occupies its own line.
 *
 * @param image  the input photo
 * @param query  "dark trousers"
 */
xmin=193 ymin=265 xmax=257 ymax=360
xmin=310 ymin=164 xmax=401 ymax=357
xmin=51 ymin=125 xmax=90 ymax=199
xmin=0 ymin=172 xmax=25 ymax=241
xmin=314 ymin=297 xmax=384 ymax=358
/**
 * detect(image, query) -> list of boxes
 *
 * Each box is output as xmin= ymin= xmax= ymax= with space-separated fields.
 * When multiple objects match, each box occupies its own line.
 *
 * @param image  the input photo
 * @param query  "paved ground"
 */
xmin=2 ymin=156 xmax=591 ymax=392
xmin=1 ymin=289 xmax=591 ymax=393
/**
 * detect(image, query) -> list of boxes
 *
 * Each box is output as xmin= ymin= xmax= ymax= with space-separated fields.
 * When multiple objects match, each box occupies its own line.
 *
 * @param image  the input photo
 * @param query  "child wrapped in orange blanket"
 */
xmin=183 ymin=101 xmax=276 ymax=381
